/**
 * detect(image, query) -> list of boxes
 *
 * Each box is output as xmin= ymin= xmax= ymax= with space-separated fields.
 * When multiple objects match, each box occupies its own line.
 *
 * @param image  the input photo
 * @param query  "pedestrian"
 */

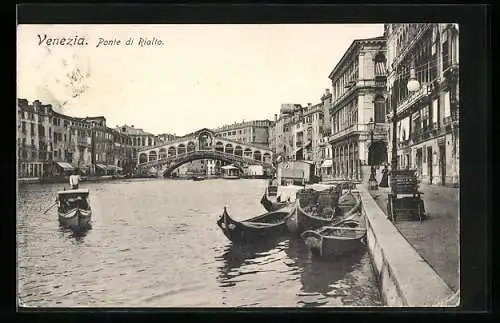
xmin=379 ymin=164 xmax=389 ymax=187
xmin=69 ymin=170 xmax=80 ymax=189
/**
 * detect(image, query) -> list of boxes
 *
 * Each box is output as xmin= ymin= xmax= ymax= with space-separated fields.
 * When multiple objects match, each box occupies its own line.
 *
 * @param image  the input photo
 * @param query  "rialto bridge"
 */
xmin=136 ymin=128 xmax=273 ymax=176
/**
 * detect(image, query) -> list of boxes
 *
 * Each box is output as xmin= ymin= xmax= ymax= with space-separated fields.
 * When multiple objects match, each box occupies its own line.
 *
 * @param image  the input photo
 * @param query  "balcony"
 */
xmin=328 ymin=123 xmax=387 ymax=143
xmin=396 ymin=85 xmax=430 ymax=116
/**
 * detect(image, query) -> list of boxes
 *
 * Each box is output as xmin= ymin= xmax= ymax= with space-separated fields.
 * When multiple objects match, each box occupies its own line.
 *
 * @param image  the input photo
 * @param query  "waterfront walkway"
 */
xmin=367 ymin=173 xmax=459 ymax=292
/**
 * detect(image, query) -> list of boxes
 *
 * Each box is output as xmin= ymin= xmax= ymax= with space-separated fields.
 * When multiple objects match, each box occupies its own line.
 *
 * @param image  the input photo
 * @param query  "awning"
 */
xmin=221 ymin=165 xmax=238 ymax=170
xmin=321 ymin=160 xmax=333 ymax=168
xmin=304 ymin=140 xmax=312 ymax=148
xmin=294 ymin=147 xmax=304 ymax=154
xmin=96 ymin=164 xmax=107 ymax=170
xmin=56 ymin=162 xmax=74 ymax=171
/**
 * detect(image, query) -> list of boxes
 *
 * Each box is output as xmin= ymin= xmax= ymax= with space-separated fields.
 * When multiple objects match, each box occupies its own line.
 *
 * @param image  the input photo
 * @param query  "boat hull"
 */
xmin=217 ymin=206 xmax=294 ymax=244
xmin=301 ymin=225 xmax=367 ymax=258
xmin=260 ymin=193 xmax=289 ymax=212
xmin=58 ymin=208 xmax=92 ymax=229
xmin=286 ymin=199 xmax=336 ymax=235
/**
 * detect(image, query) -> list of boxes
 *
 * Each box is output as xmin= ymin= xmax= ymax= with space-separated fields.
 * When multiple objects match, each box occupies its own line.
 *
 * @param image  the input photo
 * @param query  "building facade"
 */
xmin=385 ymin=23 xmax=459 ymax=186
xmin=327 ymin=35 xmax=388 ymax=180
xmin=268 ymin=95 xmax=328 ymax=176
xmin=213 ymin=120 xmax=271 ymax=146
xmin=17 ymin=99 xmax=169 ymax=178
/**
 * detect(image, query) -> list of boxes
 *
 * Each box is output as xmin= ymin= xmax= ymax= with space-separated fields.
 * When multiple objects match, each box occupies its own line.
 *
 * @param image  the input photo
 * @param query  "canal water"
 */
xmin=17 ymin=178 xmax=382 ymax=307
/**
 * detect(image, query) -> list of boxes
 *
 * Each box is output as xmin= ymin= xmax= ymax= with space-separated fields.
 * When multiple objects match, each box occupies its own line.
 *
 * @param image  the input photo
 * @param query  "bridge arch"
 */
xmin=244 ymin=148 xmax=252 ymax=158
xmin=159 ymin=148 xmax=167 ymax=160
xmin=187 ymin=141 xmax=196 ymax=153
xmin=148 ymin=150 xmax=157 ymax=162
xmin=177 ymin=144 xmax=186 ymax=155
xmin=253 ymin=150 xmax=262 ymax=161
xmin=215 ymin=141 xmax=224 ymax=153
xmin=234 ymin=145 xmax=243 ymax=156
xmin=160 ymin=151 xmax=245 ymax=177
xmin=168 ymin=146 xmax=176 ymax=157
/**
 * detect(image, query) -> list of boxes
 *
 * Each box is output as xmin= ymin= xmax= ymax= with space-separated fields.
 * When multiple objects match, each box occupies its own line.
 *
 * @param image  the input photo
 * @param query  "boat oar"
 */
xmin=43 ymin=202 xmax=57 ymax=214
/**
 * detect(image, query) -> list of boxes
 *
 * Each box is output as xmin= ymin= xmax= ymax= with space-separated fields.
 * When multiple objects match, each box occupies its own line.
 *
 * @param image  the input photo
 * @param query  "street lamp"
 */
xmin=391 ymin=66 xmax=421 ymax=173
xmin=368 ymin=117 xmax=378 ymax=189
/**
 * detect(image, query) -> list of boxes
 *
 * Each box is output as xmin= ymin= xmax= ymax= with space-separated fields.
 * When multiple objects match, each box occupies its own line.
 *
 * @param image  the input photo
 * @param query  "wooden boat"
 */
xmin=336 ymin=190 xmax=362 ymax=217
xmin=191 ymin=175 xmax=206 ymax=181
xmin=300 ymin=211 xmax=367 ymax=258
xmin=217 ymin=204 xmax=294 ymax=243
xmin=286 ymin=187 xmax=342 ymax=235
xmin=56 ymin=189 xmax=92 ymax=229
xmin=260 ymin=184 xmax=289 ymax=212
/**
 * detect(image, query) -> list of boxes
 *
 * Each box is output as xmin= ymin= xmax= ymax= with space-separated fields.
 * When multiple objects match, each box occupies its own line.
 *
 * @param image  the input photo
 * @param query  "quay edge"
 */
xmin=358 ymin=185 xmax=457 ymax=307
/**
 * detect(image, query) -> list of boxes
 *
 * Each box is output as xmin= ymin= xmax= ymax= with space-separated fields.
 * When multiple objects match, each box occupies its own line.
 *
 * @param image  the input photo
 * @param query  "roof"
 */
xmin=328 ymin=35 xmax=386 ymax=81
xmin=57 ymin=189 xmax=90 ymax=195
xmin=221 ymin=165 xmax=239 ymax=170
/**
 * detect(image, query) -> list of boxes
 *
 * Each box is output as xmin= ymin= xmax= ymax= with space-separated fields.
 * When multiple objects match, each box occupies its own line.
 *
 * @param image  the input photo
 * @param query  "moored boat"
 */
xmin=286 ymin=186 xmax=342 ymax=235
xmin=260 ymin=183 xmax=289 ymax=212
xmin=56 ymin=189 xmax=92 ymax=229
xmin=217 ymin=204 xmax=295 ymax=243
xmin=336 ymin=190 xmax=362 ymax=217
xmin=300 ymin=211 xmax=367 ymax=258
xmin=191 ymin=175 xmax=206 ymax=181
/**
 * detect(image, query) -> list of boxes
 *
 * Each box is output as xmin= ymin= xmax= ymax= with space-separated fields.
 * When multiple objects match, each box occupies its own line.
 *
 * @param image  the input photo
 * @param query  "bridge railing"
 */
xmin=137 ymin=149 xmax=272 ymax=169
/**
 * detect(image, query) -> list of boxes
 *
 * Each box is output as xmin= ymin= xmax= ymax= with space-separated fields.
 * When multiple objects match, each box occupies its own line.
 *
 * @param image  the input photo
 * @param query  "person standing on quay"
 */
xmin=69 ymin=170 xmax=81 ymax=189
xmin=379 ymin=164 xmax=389 ymax=187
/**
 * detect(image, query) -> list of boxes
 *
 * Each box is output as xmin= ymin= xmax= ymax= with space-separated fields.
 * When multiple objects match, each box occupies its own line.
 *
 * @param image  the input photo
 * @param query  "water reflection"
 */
xmin=18 ymin=179 xmax=381 ymax=307
xmin=285 ymin=237 xmax=370 ymax=307
xmin=216 ymin=236 xmax=286 ymax=287
xmin=58 ymin=225 xmax=91 ymax=243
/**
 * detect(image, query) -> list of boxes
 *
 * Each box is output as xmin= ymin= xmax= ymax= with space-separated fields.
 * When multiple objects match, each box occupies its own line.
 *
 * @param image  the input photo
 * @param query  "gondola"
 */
xmin=217 ymin=204 xmax=294 ymax=243
xmin=300 ymin=211 xmax=367 ymax=258
xmin=286 ymin=186 xmax=342 ymax=235
xmin=336 ymin=190 xmax=362 ymax=217
xmin=191 ymin=176 xmax=206 ymax=181
xmin=260 ymin=184 xmax=289 ymax=212
xmin=56 ymin=189 xmax=92 ymax=229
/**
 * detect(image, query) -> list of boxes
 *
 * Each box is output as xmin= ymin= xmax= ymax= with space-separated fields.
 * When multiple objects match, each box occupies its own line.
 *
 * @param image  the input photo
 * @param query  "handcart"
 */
xmin=387 ymin=169 xmax=426 ymax=223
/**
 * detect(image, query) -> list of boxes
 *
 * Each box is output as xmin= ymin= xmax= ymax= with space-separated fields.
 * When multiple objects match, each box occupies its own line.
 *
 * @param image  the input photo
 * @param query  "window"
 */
xmin=432 ymin=99 xmax=439 ymax=127
xmin=374 ymin=53 xmax=386 ymax=77
xmin=374 ymin=96 xmax=386 ymax=123
xmin=443 ymin=91 xmax=451 ymax=118
xmin=421 ymin=105 xmax=430 ymax=130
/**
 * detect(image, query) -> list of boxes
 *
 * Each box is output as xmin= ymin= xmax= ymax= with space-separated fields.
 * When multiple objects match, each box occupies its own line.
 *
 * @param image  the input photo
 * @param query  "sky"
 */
xmin=17 ymin=24 xmax=384 ymax=136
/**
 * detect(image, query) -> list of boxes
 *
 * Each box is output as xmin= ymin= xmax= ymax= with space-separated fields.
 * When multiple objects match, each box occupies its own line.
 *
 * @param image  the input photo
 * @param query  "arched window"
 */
xmin=374 ymin=52 xmax=386 ymax=77
xmin=374 ymin=95 xmax=386 ymax=123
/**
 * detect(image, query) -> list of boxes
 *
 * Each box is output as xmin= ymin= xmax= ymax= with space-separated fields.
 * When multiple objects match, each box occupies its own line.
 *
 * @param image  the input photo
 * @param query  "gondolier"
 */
xmin=69 ymin=170 xmax=80 ymax=189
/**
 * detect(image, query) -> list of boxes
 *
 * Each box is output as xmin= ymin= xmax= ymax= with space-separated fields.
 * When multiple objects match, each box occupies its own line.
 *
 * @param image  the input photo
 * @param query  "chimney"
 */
xmin=131 ymin=125 xmax=134 ymax=128
xmin=307 ymin=103 xmax=312 ymax=107
xmin=274 ymin=114 xmax=278 ymax=121
xmin=325 ymin=89 xmax=330 ymax=95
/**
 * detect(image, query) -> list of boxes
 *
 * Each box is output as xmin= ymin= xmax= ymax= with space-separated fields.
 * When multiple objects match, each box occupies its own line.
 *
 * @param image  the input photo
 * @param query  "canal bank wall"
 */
xmin=358 ymin=184 xmax=456 ymax=306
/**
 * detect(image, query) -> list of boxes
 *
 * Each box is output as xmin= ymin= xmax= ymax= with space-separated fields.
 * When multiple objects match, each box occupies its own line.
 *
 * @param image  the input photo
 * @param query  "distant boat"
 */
xmin=221 ymin=164 xmax=240 ymax=179
xmin=217 ymin=204 xmax=294 ymax=243
xmin=56 ymin=188 xmax=92 ymax=229
xmin=191 ymin=176 xmax=206 ymax=181
xmin=301 ymin=211 xmax=367 ymax=258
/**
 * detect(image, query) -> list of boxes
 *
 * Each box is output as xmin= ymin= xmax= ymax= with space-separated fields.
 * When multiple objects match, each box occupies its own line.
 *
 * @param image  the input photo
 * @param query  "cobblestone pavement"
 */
xmin=367 ymin=176 xmax=459 ymax=292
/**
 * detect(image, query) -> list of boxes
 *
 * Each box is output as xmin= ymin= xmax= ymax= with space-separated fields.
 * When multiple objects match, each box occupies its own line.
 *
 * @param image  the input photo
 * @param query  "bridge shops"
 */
xmin=136 ymin=128 xmax=273 ymax=177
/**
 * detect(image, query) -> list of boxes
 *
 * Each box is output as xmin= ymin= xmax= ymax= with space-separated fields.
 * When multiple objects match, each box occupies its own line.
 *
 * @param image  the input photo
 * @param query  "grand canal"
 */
xmin=17 ymin=178 xmax=382 ymax=307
